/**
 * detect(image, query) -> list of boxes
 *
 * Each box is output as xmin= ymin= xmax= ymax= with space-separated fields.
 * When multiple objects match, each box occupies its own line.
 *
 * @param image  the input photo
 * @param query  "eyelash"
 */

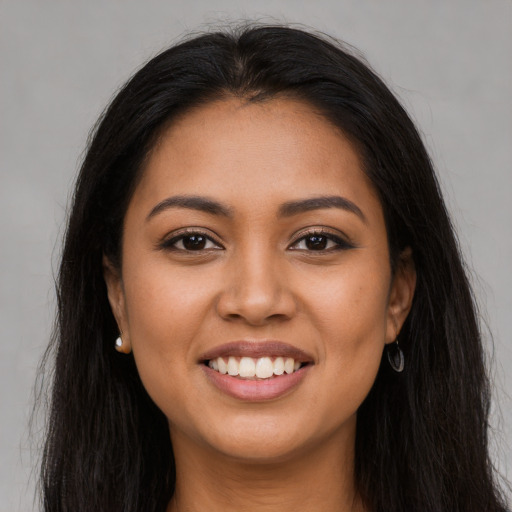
xmin=160 ymin=228 xmax=223 ymax=252
xmin=159 ymin=228 xmax=353 ymax=253
xmin=288 ymin=228 xmax=353 ymax=252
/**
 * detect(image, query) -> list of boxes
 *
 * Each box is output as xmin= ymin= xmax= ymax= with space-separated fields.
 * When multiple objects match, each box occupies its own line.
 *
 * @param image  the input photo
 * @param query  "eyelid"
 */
xmin=288 ymin=227 xmax=354 ymax=251
xmin=158 ymin=227 xmax=224 ymax=251
xmin=157 ymin=226 xmax=354 ymax=252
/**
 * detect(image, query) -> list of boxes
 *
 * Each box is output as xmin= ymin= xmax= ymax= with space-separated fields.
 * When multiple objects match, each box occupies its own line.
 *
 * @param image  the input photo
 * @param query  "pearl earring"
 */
xmin=115 ymin=336 xmax=123 ymax=348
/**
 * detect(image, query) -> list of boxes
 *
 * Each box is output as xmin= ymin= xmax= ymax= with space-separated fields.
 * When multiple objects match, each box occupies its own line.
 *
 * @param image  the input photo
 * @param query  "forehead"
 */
xmin=131 ymin=97 xmax=382 ymax=219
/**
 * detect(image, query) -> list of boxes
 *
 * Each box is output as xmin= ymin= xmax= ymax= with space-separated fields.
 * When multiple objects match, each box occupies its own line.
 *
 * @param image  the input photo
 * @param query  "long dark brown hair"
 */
xmin=38 ymin=24 xmax=509 ymax=511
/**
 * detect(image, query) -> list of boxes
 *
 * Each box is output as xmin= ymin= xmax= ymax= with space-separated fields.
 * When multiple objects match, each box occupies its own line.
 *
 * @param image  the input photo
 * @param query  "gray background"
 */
xmin=1 ymin=0 xmax=510 ymax=510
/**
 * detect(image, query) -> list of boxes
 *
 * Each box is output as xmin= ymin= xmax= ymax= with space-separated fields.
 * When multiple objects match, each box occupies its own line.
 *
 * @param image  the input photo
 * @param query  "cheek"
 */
xmin=124 ymin=258 xmax=216 ymax=337
xmin=121 ymin=261 xmax=217 ymax=398
xmin=304 ymin=256 xmax=390 ymax=341
xmin=304 ymin=259 xmax=389 ymax=400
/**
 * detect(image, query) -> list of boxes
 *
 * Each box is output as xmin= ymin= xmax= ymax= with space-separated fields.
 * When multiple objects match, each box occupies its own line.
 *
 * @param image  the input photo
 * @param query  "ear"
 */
xmin=385 ymin=247 xmax=416 ymax=344
xmin=103 ymin=255 xmax=132 ymax=354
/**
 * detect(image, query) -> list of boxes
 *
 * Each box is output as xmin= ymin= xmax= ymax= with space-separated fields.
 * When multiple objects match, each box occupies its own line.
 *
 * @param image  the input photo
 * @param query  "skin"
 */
xmin=104 ymin=97 xmax=416 ymax=512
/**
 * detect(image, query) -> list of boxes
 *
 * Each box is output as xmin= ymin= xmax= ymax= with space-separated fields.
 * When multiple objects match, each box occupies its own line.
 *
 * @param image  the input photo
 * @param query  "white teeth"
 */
xmin=209 ymin=356 xmax=303 ymax=379
xmin=273 ymin=357 xmax=284 ymax=375
xmin=255 ymin=357 xmax=274 ymax=379
xmin=239 ymin=357 xmax=256 ymax=377
xmin=217 ymin=357 xmax=228 ymax=374
xmin=284 ymin=357 xmax=294 ymax=374
xmin=227 ymin=356 xmax=239 ymax=376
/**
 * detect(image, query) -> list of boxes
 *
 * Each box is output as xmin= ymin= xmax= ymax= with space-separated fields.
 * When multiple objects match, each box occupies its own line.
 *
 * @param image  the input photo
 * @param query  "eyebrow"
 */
xmin=146 ymin=195 xmax=233 ymax=221
xmin=146 ymin=194 xmax=366 ymax=223
xmin=278 ymin=195 xmax=367 ymax=223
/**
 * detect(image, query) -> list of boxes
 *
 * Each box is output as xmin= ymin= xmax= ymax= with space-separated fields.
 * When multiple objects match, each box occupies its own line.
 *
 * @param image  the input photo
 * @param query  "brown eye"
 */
xmin=182 ymin=235 xmax=207 ymax=250
xmin=305 ymin=235 xmax=328 ymax=250
xmin=161 ymin=232 xmax=222 ymax=252
xmin=289 ymin=230 xmax=353 ymax=252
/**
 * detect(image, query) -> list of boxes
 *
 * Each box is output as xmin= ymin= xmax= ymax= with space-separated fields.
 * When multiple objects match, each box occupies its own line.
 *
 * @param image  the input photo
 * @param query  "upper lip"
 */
xmin=199 ymin=340 xmax=314 ymax=363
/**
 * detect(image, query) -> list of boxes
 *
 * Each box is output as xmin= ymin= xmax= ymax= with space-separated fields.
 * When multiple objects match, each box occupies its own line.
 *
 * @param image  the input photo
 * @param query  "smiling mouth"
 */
xmin=200 ymin=341 xmax=313 ymax=401
xmin=206 ymin=356 xmax=307 ymax=380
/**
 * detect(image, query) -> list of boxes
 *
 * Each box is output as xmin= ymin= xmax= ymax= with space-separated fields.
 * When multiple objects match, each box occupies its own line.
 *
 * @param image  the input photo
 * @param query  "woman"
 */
xmin=39 ymin=25 xmax=508 ymax=511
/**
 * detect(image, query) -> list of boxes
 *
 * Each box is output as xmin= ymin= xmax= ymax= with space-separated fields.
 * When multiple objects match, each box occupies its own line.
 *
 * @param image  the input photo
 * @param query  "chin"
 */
xmin=193 ymin=412 xmax=353 ymax=465
xmin=209 ymin=435 xmax=311 ymax=464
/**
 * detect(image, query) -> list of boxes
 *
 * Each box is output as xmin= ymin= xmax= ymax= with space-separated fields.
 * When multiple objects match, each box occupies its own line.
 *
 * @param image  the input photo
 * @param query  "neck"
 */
xmin=167 ymin=425 xmax=366 ymax=512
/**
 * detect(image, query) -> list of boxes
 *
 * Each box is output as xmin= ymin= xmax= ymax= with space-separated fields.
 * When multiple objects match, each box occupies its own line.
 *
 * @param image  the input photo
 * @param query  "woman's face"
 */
xmin=105 ymin=97 xmax=415 ymax=462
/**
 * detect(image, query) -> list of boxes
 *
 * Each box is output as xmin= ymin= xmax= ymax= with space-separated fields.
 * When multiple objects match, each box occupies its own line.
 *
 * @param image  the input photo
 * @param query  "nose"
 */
xmin=216 ymin=246 xmax=297 ymax=326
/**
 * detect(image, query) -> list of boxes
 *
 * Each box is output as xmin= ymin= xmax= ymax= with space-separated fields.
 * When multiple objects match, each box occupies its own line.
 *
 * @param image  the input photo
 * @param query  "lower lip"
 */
xmin=202 ymin=365 xmax=311 ymax=402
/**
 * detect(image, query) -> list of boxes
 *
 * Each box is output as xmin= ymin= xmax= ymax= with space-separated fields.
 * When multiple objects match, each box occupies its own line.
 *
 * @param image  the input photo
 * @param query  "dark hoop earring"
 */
xmin=387 ymin=340 xmax=405 ymax=373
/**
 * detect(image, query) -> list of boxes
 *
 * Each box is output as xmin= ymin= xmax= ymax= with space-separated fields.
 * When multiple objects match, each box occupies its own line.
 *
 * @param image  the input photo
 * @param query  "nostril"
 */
xmin=216 ymin=296 xmax=296 ymax=325
xmin=214 ymin=264 xmax=297 ymax=325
